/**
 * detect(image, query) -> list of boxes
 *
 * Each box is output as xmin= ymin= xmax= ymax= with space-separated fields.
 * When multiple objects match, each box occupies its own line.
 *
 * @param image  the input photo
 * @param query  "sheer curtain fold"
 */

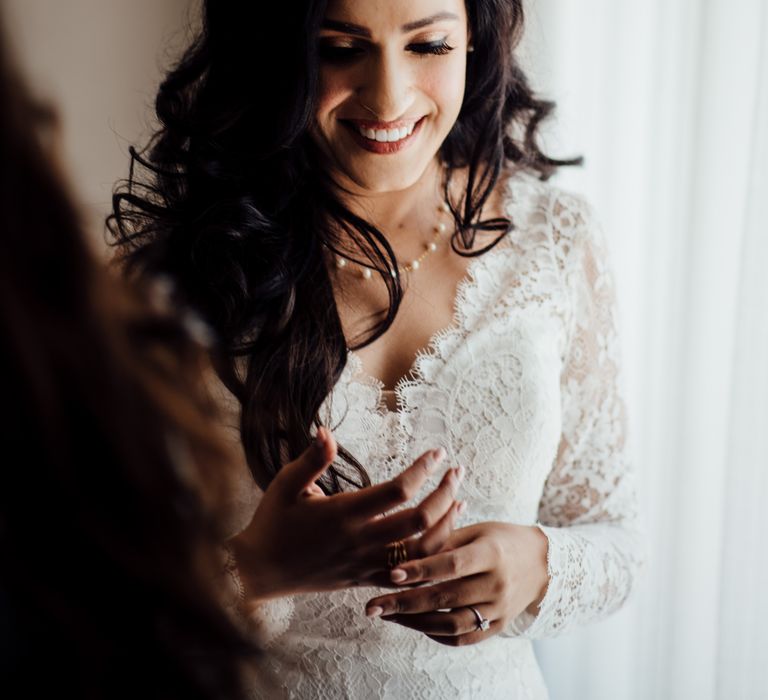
xmin=717 ymin=3 xmax=768 ymax=697
xmin=521 ymin=1 xmax=768 ymax=698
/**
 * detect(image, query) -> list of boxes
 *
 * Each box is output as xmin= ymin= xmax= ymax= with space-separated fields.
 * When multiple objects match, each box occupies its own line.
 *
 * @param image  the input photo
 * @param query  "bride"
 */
xmin=110 ymin=0 xmax=646 ymax=697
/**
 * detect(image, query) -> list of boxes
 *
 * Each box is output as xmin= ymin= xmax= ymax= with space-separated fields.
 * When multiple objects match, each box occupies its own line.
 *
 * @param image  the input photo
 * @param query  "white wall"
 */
xmin=3 ymin=0 xmax=194 ymax=248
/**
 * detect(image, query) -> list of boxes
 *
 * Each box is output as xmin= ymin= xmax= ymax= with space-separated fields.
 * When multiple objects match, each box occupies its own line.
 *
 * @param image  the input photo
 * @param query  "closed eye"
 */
xmin=318 ymin=43 xmax=365 ymax=63
xmin=318 ymin=39 xmax=456 ymax=64
xmin=407 ymin=40 xmax=455 ymax=56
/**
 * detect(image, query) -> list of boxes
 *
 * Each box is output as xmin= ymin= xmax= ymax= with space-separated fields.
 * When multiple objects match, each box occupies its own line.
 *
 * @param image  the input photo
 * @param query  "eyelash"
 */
xmin=318 ymin=40 xmax=455 ymax=64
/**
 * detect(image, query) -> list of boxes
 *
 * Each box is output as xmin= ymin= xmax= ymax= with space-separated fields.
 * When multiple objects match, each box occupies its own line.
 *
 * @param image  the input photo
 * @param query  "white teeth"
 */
xmin=356 ymin=121 xmax=419 ymax=143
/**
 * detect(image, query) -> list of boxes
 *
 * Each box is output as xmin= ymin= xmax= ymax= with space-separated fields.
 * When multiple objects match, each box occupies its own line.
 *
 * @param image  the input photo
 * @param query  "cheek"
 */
xmin=316 ymin=70 xmax=354 ymax=124
xmin=417 ymin=58 xmax=466 ymax=121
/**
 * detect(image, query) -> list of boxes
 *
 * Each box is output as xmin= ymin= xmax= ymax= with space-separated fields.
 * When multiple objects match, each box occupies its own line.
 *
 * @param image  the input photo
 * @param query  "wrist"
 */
xmin=524 ymin=525 xmax=550 ymax=616
xmin=226 ymin=530 xmax=286 ymax=604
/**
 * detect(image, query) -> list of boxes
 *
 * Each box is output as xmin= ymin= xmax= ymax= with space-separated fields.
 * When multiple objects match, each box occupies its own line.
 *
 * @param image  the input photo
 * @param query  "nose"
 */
xmin=357 ymin=49 xmax=413 ymax=122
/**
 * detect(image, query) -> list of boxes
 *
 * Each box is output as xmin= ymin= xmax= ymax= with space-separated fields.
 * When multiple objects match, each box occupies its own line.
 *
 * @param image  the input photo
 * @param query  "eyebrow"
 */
xmin=320 ymin=12 xmax=460 ymax=38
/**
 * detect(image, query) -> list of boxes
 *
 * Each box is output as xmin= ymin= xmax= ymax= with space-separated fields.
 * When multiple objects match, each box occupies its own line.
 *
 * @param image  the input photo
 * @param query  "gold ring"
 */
xmin=385 ymin=539 xmax=408 ymax=568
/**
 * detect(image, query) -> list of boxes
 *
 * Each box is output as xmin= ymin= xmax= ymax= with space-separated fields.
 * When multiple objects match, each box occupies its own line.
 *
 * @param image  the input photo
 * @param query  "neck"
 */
xmin=332 ymin=158 xmax=447 ymax=243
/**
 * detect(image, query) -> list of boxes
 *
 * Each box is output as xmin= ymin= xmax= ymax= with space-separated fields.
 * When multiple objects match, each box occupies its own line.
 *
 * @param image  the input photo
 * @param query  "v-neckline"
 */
xmin=344 ymin=171 xmax=521 ymax=417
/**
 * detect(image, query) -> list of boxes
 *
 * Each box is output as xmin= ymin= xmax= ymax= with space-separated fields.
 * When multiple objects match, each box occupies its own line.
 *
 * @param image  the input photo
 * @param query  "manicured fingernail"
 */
xmin=449 ymin=467 xmax=465 ymax=494
xmin=390 ymin=569 xmax=407 ymax=583
xmin=366 ymin=606 xmax=384 ymax=618
xmin=315 ymin=427 xmax=326 ymax=448
xmin=457 ymin=500 xmax=467 ymax=515
xmin=433 ymin=446 xmax=446 ymax=461
xmin=456 ymin=465 xmax=466 ymax=483
xmin=426 ymin=447 xmax=445 ymax=473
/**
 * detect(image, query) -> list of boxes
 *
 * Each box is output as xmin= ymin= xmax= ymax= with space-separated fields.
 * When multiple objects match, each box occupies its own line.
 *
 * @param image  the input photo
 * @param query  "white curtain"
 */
xmin=519 ymin=1 xmax=768 ymax=698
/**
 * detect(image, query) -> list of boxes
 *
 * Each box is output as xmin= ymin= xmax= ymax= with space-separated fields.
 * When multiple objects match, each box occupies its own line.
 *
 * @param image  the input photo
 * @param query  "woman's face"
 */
xmin=313 ymin=0 xmax=470 ymax=194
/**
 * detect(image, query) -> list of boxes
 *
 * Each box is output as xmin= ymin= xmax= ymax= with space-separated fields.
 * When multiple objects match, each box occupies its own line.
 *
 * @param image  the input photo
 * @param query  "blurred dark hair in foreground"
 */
xmin=0 ymin=10 xmax=257 ymax=699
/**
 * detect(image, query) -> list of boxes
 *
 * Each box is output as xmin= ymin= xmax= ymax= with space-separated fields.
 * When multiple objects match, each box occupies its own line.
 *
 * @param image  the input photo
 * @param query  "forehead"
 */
xmin=323 ymin=0 xmax=468 ymax=34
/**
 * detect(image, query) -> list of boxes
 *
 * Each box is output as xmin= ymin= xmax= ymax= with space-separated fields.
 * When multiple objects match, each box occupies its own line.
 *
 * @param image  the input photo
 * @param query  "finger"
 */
xmin=274 ymin=426 xmax=337 ymax=498
xmin=425 ymin=618 xmax=503 ymax=647
xmin=421 ymin=520 xmax=484 ymax=553
xmin=406 ymin=499 xmax=466 ymax=561
xmin=382 ymin=603 xmax=496 ymax=637
xmin=366 ymin=574 xmax=491 ymax=617
xmin=355 ymin=449 xmax=449 ymax=520
xmin=358 ymin=465 xmax=463 ymax=544
xmin=301 ymin=483 xmax=326 ymax=498
xmin=390 ymin=532 xmax=493 ymax=586
xmin=359 ymin=500 xmax=463 ymax=586
xmin=344 ymin=447 xmax=447 ymax=519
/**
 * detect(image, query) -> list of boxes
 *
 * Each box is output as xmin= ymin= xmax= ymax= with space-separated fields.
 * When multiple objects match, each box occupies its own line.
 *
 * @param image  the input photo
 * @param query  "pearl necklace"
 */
xmin=335 ymin=200 xmax=453 ymax=280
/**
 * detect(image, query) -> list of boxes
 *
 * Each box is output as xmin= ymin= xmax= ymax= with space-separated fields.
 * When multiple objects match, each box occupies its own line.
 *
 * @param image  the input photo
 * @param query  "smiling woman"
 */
xmin=312 ymin=4 xmax=469 ymax=189
xmin=109 ymin=1 xmax=645 ymax=698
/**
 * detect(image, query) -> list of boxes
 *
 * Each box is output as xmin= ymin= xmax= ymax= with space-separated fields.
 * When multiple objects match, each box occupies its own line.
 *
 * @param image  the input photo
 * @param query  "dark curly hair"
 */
xmin=108 ymin=0 xmax=579 ymax=494
xmin=0 ymin=10 xmax=258 ymax=697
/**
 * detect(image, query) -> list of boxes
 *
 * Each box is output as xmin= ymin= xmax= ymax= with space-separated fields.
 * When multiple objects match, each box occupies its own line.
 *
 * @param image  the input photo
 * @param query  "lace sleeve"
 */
xmin=503 ymin=192 xmax=647 ymax=639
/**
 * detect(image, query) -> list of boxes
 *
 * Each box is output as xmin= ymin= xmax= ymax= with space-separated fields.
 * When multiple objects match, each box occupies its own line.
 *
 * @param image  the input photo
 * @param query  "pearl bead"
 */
xmin=336 ymin=257 xmax=347 ymax=268
xmin=440 ymin=202 xmax=451 ymax=213
xmin=362 ymin=268 xmax=373 ymax=280
xmin=428 ymin=242 xmax=438 ymax=251
xmin=411 ymin=260 xmax=420 ymax=270
xmin=435 ymin=222 xmax=447 ymax=233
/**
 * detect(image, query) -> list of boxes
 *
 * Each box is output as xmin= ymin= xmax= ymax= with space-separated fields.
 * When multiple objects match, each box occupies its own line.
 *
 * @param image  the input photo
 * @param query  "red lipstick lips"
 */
xmin=342 ymin=116 xmax=426 ymax=154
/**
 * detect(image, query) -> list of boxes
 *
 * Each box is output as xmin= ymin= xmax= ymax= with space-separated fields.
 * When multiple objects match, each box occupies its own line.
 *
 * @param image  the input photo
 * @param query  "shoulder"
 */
xmin=500 ymin=165 xmax=606 ymax=272
xmin=501 ymin=166 xmax=597 ymax=232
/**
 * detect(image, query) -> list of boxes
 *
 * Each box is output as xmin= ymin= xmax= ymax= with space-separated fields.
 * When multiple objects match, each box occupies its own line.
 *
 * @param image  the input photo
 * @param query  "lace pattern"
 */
xmin=215 ymin=168 xmax=645 ymax=697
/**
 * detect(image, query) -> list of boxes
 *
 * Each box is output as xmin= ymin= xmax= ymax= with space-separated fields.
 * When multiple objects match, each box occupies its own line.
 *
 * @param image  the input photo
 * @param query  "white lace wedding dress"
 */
xmin=219 ymin=168 xmax=647 ymax=699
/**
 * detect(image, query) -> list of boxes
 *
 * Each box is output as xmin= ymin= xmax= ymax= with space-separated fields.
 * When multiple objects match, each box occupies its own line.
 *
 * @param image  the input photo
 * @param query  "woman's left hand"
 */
xmin=364 ymin=522 xmax=550 ymax=646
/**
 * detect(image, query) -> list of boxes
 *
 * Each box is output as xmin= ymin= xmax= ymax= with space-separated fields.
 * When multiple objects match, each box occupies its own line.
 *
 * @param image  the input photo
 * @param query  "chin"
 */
xmin=342 ymin=159 xmax=433 ymax=194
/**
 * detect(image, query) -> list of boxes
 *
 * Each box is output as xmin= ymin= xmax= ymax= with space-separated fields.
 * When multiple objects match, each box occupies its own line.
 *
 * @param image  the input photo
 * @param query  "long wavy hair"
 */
xmin=109 ymin=0 xmax=579 ymax=493
xmin=0 ymin=12 xmax=257 ymax=698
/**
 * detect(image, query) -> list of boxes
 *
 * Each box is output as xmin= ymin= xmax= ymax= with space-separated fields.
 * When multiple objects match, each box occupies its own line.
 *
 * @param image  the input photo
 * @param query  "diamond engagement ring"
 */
xmin=468 ymin=605 xmax=491 ymax=632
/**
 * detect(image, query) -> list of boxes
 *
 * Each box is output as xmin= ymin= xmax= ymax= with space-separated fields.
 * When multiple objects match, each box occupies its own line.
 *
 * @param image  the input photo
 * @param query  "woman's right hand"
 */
xmin=229 ymin=426 xmax=464 ymax=602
